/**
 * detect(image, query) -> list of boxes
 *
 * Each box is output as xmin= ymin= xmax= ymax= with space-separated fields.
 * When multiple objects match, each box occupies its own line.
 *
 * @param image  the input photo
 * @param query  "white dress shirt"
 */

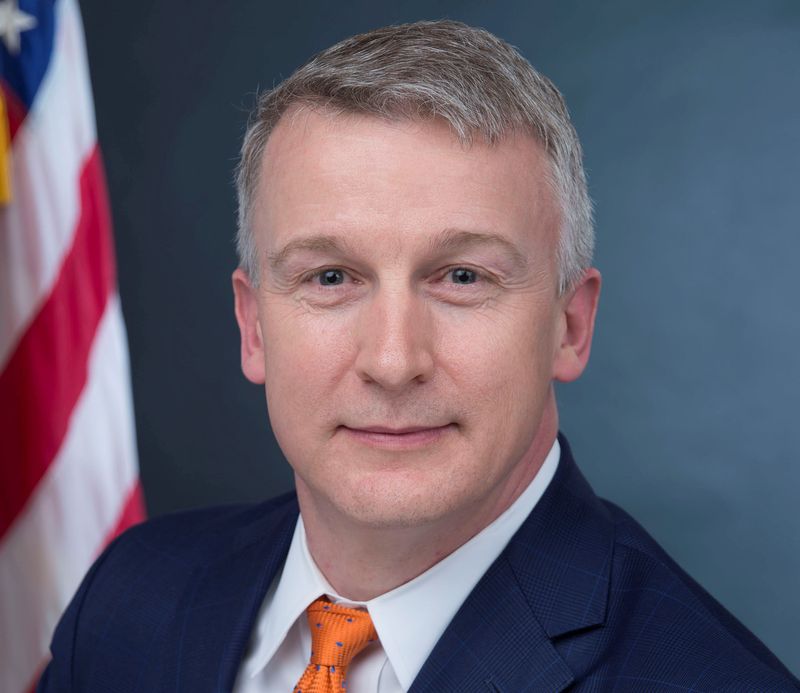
xmin=234 ymin=438 xmax=560 ymax=693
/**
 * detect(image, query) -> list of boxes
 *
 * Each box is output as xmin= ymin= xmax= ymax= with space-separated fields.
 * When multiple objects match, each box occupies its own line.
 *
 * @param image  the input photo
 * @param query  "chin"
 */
xmin=326 ymin=469 xmax=483 ymax=530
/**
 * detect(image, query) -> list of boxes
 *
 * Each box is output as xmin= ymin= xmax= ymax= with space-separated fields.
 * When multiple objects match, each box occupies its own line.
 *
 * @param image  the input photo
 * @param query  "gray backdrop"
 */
xmin=79 ymin=0 xmax=800 ymax=674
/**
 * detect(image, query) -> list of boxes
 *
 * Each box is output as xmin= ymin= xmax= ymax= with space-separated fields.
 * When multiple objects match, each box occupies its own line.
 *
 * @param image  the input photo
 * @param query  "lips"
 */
xmin=338 ymin=423 xmax=455 ymax=449
xmin=349 ymin=425 xmax=451 ymax=435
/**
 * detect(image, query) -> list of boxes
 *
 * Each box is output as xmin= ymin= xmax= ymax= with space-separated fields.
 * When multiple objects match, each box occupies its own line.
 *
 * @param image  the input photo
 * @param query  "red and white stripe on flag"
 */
xmin=0 ymin=1 xmax=145 ymax=690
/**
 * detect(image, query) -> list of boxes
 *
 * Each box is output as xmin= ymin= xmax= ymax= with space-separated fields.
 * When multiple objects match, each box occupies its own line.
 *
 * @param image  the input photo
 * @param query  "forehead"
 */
xmin=253 ymin=107 xmax=560 ymax=257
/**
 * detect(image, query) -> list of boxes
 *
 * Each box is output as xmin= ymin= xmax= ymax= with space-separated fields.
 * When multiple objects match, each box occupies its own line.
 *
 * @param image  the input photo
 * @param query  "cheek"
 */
xmin=262 ymin=307 xmax=355 ymax=421
xmin=437 ymin=305 xmax=556 ymax=402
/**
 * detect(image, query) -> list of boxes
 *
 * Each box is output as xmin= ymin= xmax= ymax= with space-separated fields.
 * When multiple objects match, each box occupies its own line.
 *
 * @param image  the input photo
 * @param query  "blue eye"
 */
xmin=450 ymin=268 xmax=478 ymax=284
xmin=318 ymin=269 xmax=345 ymax=286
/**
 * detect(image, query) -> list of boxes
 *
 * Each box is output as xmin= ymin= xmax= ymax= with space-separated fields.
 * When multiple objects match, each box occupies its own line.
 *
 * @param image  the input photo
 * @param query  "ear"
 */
xmin=552 ymin=268 xmax=602 ymax=383
xmin=232 ymin=267 xmax=266 ymax=384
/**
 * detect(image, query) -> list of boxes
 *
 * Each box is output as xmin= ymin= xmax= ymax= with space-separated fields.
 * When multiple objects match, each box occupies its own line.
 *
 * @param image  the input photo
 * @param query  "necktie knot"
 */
xmin=294 ymin=597 xmax=378 ymax=692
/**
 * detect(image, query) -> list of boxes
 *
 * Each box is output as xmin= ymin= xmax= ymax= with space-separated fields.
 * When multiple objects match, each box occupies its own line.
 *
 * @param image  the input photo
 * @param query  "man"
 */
xmin=39 ymin=20 xmax=798 ymax=692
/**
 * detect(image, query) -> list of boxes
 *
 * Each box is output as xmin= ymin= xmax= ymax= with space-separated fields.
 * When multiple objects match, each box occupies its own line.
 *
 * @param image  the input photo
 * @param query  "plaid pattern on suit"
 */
xmin=38 ymin=435 xmax=799 ymax=692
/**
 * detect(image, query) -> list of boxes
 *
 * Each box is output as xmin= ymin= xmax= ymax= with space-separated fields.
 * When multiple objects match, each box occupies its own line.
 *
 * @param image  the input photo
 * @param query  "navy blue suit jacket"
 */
xmin=39 ymin=436 xmax=799 ymax=691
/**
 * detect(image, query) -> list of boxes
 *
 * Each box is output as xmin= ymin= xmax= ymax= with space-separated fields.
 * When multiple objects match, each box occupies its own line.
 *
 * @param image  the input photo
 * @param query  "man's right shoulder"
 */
xmin=113 ymin=490 xmax=299 ymax=562
xmin=38 ymin=492 xmax=299 ymax=691
xmin=74 ymin=490 xmax=299 ymax=609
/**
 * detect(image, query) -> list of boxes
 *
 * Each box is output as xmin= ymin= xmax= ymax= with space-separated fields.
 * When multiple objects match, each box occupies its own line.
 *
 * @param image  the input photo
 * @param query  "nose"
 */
xmin=353 ymin=286 xmax=435 ymax=391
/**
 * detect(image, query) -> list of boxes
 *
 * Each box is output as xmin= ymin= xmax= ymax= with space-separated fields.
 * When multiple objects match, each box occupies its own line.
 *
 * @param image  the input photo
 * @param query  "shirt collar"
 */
xmin=237 ymin=514 xmax=326 ymax=680
xmin=242 ymin=437 xmax=560 ymax=689
xmin=367 ymin=437 xmax=560 ymax=689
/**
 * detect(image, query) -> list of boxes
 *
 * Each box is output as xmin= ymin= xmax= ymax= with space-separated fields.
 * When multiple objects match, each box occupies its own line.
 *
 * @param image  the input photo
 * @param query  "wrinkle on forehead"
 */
xmin=255 ymin=107 xmax=561 ymax=275
xmin=267 ymin=228 xmax=531 ymax=278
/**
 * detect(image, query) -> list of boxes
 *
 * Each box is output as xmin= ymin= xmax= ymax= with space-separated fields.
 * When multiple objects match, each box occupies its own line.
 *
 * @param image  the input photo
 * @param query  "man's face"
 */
xmin=234 ymin=109 xmax=599 ymax=530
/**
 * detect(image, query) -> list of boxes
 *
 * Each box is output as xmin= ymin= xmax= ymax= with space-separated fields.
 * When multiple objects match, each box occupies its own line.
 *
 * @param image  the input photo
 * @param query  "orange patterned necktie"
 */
xmin=293 ymin=597 xmax=378 ymax=692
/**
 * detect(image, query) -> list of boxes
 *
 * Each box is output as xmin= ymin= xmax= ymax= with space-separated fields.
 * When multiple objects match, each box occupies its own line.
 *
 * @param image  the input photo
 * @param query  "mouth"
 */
xmin=338 ymin=423 xmax=456 ymax=450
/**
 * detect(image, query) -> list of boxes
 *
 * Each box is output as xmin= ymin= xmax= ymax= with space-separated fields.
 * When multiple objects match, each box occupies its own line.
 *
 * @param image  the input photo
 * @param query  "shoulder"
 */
xmin=598 ymin=499 xmax=799 ymax=690
xmin=80 ymin=491 xmax=299 ymax=603
xmin=38 ymin=492 xmax=299 ymax=691
xmin=112 ymin=491 xmax=299 ymax=561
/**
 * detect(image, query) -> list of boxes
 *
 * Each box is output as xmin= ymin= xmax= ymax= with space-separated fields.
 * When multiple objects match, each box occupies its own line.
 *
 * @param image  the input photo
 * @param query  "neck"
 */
xmin=298 ymin=399 xmax=559 ymax=601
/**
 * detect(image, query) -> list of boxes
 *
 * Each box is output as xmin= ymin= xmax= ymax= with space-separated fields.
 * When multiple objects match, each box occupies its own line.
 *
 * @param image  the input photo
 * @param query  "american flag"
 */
xmin=0 ymin=0 xmax=145 ymax=690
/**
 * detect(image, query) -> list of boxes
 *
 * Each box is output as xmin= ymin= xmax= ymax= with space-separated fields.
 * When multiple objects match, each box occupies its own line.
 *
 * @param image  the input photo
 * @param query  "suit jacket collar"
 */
xmin=168 ymin=433 xmax=613 ymax=692
xmin=168 ymin=494 xmax=299 ymax=693
xmin=409 ymin=433 xmax=615 ymax=693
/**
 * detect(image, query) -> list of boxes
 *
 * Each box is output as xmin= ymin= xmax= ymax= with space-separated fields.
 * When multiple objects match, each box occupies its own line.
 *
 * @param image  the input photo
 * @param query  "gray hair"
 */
xmin=235 ymin=20 xmax=593 ymax=294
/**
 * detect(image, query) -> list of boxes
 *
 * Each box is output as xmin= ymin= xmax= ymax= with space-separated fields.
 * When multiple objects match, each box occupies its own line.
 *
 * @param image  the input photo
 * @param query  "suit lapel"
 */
xmin=166 ymin=496 xmax=299 ymax=693
xmin=160 ymin=435 xmax=613 ymax=692
xmin=409 ymin=552 xmax=575 ymax=692
xmin=410 ymin=434 xmax=615 ymax=693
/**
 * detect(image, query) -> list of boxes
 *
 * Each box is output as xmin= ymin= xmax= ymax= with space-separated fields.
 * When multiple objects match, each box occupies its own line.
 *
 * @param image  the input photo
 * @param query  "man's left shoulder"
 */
xmin=521 ymin=437 xmax=800 ymax=689
xmin=595 ymin=499 xmax=799 ymax=690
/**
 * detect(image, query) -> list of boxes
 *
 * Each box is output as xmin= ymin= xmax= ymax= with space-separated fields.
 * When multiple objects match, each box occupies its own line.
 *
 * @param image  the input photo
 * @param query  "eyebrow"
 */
xmin=267 ymin=228 xmax=528 ymax=272
xmin=429 ymin=228 xmax=528 ymax=271
xmin=267 ymin=235 xmax=355 ymax=271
